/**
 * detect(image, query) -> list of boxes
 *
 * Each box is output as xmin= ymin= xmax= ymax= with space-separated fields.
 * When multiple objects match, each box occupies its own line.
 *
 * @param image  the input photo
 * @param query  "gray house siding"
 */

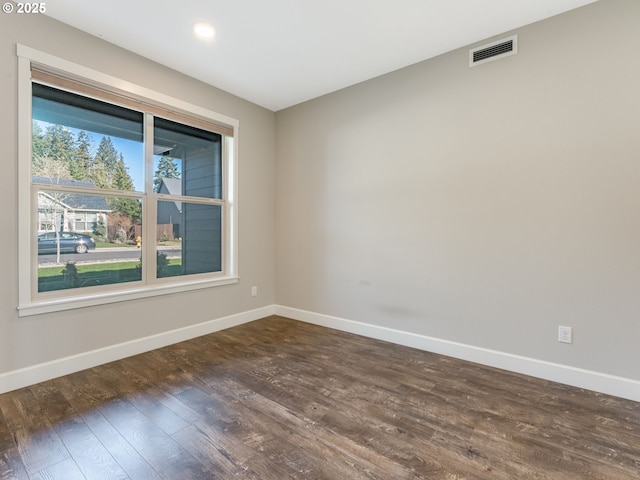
xmin=182 ymin=204 xmax=222 ymax=274
xmin=182 ymin=143 xmax=222 ymax=273
xmin=157 ymin=178 xmax=182 ymax=239
xmin=156 ymin=136 xmax=222 ymax=274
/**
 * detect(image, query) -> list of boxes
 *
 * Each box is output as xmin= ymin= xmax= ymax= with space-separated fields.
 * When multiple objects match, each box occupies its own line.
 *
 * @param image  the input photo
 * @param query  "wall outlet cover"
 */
xmin=558 ymin=325 xmax=573 ymax=344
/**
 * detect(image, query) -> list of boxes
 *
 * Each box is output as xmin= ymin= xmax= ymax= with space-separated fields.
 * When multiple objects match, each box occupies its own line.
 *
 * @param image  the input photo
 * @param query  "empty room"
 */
xmin=1 ymin=0 xmax=639 ymax=478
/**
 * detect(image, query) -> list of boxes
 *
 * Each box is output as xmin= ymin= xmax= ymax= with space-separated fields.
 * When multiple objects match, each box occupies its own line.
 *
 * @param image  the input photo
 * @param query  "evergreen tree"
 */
xmin=32 ymin=122 xmax=47 ymax=163
xmin=113 ymin=155 xmax=133 ymax=190
xmin=93 ymin=214 xmax=107 ymax=239
xmin=108 ymin=155 xmax=142 ymax=221
xmin=109 ymin=196 xmax=142 ymax=223
xmin=71 ymin=130 xmax=93 ymax=181
xmin=43 ymin=125 xmax=75 ymax=163
xmin=92 ymin=136 xmax=120 ymax=188
xmin=153 ymin=156 xmax=180 ymax=192
xmin=34 ymin=125 xmax=75 ymax=179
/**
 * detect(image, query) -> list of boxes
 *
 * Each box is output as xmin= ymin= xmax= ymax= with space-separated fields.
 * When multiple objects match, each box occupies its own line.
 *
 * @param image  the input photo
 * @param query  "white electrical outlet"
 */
xmin=251 ymin=286 xmax=258 ymax=297
xmin=558 ymin=326 xmax=573 ymax=344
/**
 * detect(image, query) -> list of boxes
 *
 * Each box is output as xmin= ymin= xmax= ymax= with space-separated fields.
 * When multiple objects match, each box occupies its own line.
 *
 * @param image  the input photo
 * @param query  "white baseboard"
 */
xmin=275 ymin=305 xmax=640 ymax=403
xmin=0 ymin=305 xmax=275 ymax=395
xmin=4 ymin=304 xmax=637 ymax=403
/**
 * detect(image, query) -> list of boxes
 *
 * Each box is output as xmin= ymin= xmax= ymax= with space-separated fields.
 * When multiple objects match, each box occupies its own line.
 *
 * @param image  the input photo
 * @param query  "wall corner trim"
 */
xmin=275 ymin=305 xmax=640 ymax=403
xmin=0 ymin=305 xmax=276 ymax=395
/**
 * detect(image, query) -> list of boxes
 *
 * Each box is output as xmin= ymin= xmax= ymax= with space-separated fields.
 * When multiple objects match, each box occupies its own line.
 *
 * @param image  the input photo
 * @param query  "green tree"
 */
xmin=71 ymin=130 xmax=93 ymax=181
xmin=33 ymin=125 xmax=75 ymax=178
xmin=112 ymin=154 xmax=134 ymax=191
xmin=108 ymin=155 xmax=141 ymax=221
xmin=109 ymin=196 xmax=142 ymax=223
xmin=32 ymin=122 xmax=47 ymax=161
xmin=93 ymin=214 xmax=107 ymax=240
xmin=43 ymin=125 xmax=75 ymax=162
xmin=91 ymin=136 xmax=120 ymax=188
xmin=153 ymin=156 xmax=180 ymax=192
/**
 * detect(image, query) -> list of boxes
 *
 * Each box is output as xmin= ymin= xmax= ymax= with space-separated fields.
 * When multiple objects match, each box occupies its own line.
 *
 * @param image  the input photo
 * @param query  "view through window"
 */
xmin=32 ymin=80 xmax=227 ymax=294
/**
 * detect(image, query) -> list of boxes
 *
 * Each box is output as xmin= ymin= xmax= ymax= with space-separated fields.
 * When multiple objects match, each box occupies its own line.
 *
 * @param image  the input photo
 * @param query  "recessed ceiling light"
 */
xmin=193 ymin=22 xmax=215 ymax=41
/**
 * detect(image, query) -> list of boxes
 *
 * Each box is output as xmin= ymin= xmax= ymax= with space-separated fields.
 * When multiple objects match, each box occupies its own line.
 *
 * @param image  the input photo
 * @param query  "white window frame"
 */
xmin=17 ymin=45 xmax=239 ymax=316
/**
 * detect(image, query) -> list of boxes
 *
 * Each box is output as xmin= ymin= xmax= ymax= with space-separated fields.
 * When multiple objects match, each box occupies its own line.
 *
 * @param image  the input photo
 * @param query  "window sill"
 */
xmin=18 ymin=276 xmax=239 ymax=317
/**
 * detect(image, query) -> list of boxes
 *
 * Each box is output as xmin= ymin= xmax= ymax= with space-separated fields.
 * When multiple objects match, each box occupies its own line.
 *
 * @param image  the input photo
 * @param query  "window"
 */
xmin=18 ymin=46 xmax=238 ymax=316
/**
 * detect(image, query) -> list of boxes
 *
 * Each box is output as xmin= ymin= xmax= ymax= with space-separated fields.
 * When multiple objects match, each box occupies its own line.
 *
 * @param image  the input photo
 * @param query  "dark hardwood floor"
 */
xmin=1 ymin=316 xmax=639 ymax=479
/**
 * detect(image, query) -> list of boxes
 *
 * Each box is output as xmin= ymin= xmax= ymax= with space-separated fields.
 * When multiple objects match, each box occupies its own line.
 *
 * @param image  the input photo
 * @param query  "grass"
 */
xmin=93 ymin=240 xmax=136 ymax=249
xmin=38 ymin=260 xmax=138 ymax=277
xmin=92 ymin=239 xmax=181 ymax=248
xmin=158 ymin=239 xmax=182 ymax=247
xmin=38 ymin=259 xmax=182 ymax=292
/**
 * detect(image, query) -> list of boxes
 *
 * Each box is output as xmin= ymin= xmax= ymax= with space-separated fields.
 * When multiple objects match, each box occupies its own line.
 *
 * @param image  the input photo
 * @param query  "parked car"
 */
xmin=38 ymin=232 xmax=96 ymax=254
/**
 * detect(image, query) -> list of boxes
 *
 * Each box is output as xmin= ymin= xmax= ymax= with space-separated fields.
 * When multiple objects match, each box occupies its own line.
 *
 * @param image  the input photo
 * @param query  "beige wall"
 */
xmin=0 ymin=13 xmax=276 ymax=375
xmin=275 ymin=0 xmax=640 ymax=381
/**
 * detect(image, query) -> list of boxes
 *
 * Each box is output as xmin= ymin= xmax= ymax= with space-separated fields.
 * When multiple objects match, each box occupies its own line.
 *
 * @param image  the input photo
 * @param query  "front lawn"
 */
xmin=38 ymin=259 xmax=182 ymax=292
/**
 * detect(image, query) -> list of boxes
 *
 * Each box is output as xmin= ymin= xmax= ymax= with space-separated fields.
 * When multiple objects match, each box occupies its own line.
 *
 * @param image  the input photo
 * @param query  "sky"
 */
xmin=114 ymin=137 xmax=145 ymax=192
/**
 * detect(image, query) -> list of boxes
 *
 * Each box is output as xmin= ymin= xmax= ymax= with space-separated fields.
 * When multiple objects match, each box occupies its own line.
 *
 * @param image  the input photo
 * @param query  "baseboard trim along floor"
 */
xmin=0 ymin=305 xmax=276 ymax=395
xmin=275 ymin=305 xmax=640 ymax=403
xmin=2 ymin=303 xmax=638 ymax=402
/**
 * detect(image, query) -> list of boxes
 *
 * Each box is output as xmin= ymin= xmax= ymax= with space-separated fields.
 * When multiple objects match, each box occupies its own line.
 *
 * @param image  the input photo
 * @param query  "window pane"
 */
xmin=156 ymin=201 xmax=221 ymax=278
xmin=153 ymin=117 xmax=222 ymax=199
xmin=32 ymin=84 xmax=144 ymax=192
xmin=37 ymin=191 xmax=143 ymax=293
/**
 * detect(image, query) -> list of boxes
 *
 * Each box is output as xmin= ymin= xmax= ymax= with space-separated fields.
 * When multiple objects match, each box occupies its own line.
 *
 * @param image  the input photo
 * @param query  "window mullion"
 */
xmin=143 ymin=113 xmax=156 ymax=284
xmin=31 ymin=183 xmax=144 ymax=199
xmin=155 ymin=193 xmax=224 ymax=206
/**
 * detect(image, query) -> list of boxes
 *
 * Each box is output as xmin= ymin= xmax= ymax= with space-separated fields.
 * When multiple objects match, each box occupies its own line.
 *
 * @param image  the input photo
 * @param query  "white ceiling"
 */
xmin=44 ymin=0 xmax=598 ymax=111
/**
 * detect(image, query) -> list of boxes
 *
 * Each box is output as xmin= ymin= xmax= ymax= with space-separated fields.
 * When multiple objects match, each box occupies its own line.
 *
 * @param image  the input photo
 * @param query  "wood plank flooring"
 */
xmin=1 ymin=315 xmax=639 ymax=479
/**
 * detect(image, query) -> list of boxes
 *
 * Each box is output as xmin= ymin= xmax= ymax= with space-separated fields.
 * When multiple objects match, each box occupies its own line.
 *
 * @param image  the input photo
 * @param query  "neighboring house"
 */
xmin=34 ymin=176 xmax=111 ymax=233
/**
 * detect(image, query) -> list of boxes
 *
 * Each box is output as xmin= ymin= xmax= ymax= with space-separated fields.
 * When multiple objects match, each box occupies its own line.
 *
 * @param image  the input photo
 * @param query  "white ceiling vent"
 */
xmin=469 ymin=35 xmax=518 ymax=67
